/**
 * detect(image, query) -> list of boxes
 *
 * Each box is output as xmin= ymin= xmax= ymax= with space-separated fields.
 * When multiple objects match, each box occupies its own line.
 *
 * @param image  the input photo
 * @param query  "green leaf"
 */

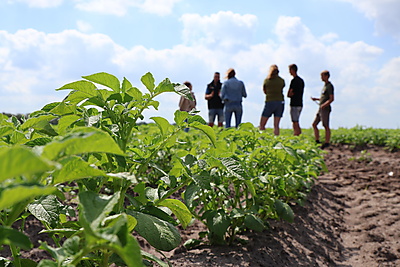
xmin=244 ymin=214 xmax=265 ymax=232
xmin=173 ymin=110 xmax=189 ymax=125
xmin=41 ymin=127 xmax=125 ymax=160
xmin=112 ymin=234 xmax=144 ymax=267
xmin=193 ymin=170 xmax=212 ymax=190
xmin=52 ymin=156 xmax=107 ymax=184
xmin=220 ymin=157 xmax=249 ymax=181
xmin=56 ymin=115 xmax=80 ymax=134
xmin=28 ymin=195 xmax=61 ymax=228
xmin=157 ymin=199 xmax=192 ymax=229
xmin=128 ymin=211 xmax=180 ymax=251
xmin=204 ymin=210 xmax=230 ymax=244
xmin=56 ymin=80 xmax=97 ymax=97
xmin=0 ymin=146 xmax=52 ymax=182
xmin=83 ymin=72 xmax=121 ymax=93
xmin=0 ymin=226 xmax=32 ymax=250
xmin=79 ymin=191 xmax=120 ymax=230
xmin=154 ymin=78 xmax=175 ymax=95
xmin=0 ymin=186 xmax=56 ymax=211
xmin=174 ymin=84 xmax=193 ymax=100
xmin=151 ymin=117 xmax=172 ymax=136
xmin=48 ymin=102 xmax=76 ymax=116
xmin=190 ymin=122 xmax=216 ymax=147
xmin=141 ymin=72 xmax=155 ymax=92
xmin=0 ymin=126 xmax=14 ymax=138
xmin=274 ymin=199 xmax=294 ymax=223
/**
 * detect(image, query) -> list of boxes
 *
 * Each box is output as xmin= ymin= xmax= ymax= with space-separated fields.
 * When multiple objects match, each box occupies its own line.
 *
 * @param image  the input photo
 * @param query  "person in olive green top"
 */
xmin=311 ymin=70 xmax=334 ymax=149
xmin=259 ymin=64 xmax=285 ymax=135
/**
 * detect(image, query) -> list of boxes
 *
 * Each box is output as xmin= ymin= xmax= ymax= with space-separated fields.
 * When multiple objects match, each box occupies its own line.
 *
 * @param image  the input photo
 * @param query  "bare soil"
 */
xmin=2 ymin=145 xmax=400 ymax=267
xmin=154 ymin=145 xmax=400 ymax=267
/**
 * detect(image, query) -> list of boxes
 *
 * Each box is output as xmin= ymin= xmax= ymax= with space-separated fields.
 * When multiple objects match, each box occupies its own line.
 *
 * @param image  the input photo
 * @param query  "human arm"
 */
xmin=287 ymin=88 xmax=294 ymax=97
xmin=242 ymin=82 xmax=247 ymax=98
xmin=205 ymin=89 xmax=214 ymax=100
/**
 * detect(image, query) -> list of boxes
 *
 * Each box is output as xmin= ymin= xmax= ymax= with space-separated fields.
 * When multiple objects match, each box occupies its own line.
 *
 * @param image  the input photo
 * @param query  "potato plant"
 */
xmin=0 ymin=72 xmax=326 ymax=266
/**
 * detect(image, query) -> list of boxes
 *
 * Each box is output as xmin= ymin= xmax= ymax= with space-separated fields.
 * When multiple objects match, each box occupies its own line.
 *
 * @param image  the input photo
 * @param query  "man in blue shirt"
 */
xmin=221 ymin=68 xmax=247 ymax=128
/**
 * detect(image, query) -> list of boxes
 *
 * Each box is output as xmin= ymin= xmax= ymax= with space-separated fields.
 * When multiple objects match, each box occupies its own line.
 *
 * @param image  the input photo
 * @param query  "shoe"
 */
xmin=316 ymin=140 xmax=321 ymax=144
xmin=320 ymin=143 xmax=330 ymax=149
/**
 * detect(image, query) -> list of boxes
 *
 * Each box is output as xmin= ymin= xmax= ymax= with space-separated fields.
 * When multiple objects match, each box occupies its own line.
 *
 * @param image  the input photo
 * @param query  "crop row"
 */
xmin=0 ymin=72 xmax=325 ymax=267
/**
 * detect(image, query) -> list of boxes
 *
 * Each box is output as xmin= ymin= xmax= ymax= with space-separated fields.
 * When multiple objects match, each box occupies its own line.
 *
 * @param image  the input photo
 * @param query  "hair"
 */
xmin=215 ymin=72 xmax=220 ymax=75
xmin=267 ymin=64 xmax=279 ymax=80
xmin=183 ymin=81 xmax=192 ymax=89
xmin=226 ymin=68 xmax=235 ymax=79
xmin=289 ymin=64 xmax=298 ymax=72
xmin=321 ymin=70 xmax=330 ymax=78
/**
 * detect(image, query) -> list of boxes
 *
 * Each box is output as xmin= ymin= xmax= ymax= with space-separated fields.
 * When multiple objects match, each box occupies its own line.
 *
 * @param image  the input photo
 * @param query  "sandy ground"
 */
xmin=2 ymin=145 xmax=399 ymax=267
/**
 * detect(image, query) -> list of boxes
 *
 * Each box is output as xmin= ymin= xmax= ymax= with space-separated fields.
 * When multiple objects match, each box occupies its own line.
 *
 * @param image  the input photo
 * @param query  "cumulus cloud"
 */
xmin=74 ymin=0 xmax=181 ymax=16
xmin=0 ymin=14 xmax=397 ymax=128
xmin=340 ymin=0 xmax=400 ymax=41
xmin=180 ymin=11 xmax=258 ymax=51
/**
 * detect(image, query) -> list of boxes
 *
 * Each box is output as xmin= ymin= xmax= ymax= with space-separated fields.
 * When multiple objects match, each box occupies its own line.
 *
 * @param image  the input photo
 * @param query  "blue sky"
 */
xmin=1 ymin=0 xmax=399 ymax=129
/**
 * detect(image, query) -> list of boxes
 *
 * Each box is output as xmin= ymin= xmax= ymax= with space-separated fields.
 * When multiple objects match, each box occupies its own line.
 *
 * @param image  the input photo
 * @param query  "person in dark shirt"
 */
xmin=287 ymin=64 xmax=305 ymax=136
xmin=205 ymin=72 xmax=224 ymax=127
xmin=311 ymin=70 xmax=334 ymax=149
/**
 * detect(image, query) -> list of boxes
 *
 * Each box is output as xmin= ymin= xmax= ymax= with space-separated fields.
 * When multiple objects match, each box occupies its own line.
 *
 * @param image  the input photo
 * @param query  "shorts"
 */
xmin=208 ymin=108 xmax=224 ymax=123
xmin=290 ymin=106 xmax=303 ymax=122
xmin=313 ymin=107 xmax=331 ymax=127
xmin=261 ymin=101 xmax=284 ymax=118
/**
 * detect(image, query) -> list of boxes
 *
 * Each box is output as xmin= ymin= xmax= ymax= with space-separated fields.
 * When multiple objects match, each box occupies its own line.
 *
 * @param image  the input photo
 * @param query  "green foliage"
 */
xmin=0 ymin=72 xmax=328 ymax=266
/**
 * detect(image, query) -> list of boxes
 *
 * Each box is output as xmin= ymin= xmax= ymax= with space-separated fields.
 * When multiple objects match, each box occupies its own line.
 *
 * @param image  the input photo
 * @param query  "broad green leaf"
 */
xmin=37 ymin=259 xmax=58 ymax=267
xmin=151 ymin=117 xmax=172 ymax=136
xmin=79 ymin=191 xmax=120 ymax=229
xmin=244 ymin=214 xmax=265 ymax=232
xmin=41 ymin=127 xmax=125 ymax=160
xmin=25 ymin=137 xmax=53 ymax=147
xmin=103 ymin=214 xmax=137 ymax=233
xmin=0 ymin=186 xmax=56 ymax=211
xmin=190 ymin=122 xmax=216 ymax=147
xmin=128 ymin=211 xmax=180 ymax=251
xmin=28 ymin=195 xmax=61 ymax=227
xmin=0 ymin=226 xmax=32 ymax=250
xmin=48 ymin=102 xmax=76 ymax=116
xmin=0 ymin=146 xmax=52 ymax=182
xmin=20 ymin=115 xmax=57 ymax=130
xmin=157 ymin=199 xmax=192 ymax=229
xmin=220 ymin=157 xmax=249 ymax=181
xmin=141 ymin=251 xmax=168 ymax=267
xmin=0 ymin=126 xmax=14 ymax=138
xmin=274 ymin=199 xmax=294 ymax=223
xmin=52 ymin=156 xmax=106 ymax=184
xmin=112 ymin=234 xmax=144 ymax=267
xmin=121 ymin=77 xmax=133 ymax=93
xmin=83 ymin=72 xmax=121 ymax=93
xmin=204 ymin=210 xmax=230 ymax=244
xmin=173 ymin=110 xmax=189 ymax=125
xmin=174 ymin=84 xmax=193 ymax=100
xmin=57 ymin=80 xmax=97 ymax=97
xmin=154 ymin=78 xmax=174 ymax=95
xmin=193 ymin=170 xmax=212 ymax=190
xmin=56 ymin=114 xmax=80 ymax=134
xmin=141 ymin=72 xmax=155 ymax=92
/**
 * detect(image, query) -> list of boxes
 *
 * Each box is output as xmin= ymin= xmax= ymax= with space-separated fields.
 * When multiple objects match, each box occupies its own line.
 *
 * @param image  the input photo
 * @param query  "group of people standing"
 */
xmin=179 ymin=64 xmax=334 ymax=149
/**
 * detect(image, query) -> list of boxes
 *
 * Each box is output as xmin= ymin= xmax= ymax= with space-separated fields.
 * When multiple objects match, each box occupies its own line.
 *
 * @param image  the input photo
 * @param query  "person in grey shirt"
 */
xmin=221 ymin=68 xmax=247 ymax=128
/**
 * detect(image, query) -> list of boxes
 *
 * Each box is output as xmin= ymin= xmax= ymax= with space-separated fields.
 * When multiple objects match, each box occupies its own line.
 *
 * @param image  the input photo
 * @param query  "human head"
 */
xmin=214 ymin=72 xmax=220 ymax=82
xmin=183 ymin=81 xmax=192 ymax=90
xmin=267 ymin=64 xmax=279 ymax=79
xmin=321 ymin=70 xmax=330 ymax=82
xmin=289 ymin=64 xmax=298 ymax=75
xmin=226 ymin=68 xmax=235 ymax=79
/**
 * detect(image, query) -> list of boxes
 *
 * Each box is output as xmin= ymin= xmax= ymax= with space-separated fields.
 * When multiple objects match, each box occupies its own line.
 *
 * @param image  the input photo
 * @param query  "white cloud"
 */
xmin=8 ymin=0 xmax=63 ymax=8
xmin=73 ymin=0 xmax=181 ymax=16
xmin=76 ymin=20 xmax=93 ymax=32
xmin=0 ymin=15 xmax=398 ymax=128
xmin=340 ymin=0 xmax=400 ymax=41
xmin=180 ymin=11 xmax=258 ymax=51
